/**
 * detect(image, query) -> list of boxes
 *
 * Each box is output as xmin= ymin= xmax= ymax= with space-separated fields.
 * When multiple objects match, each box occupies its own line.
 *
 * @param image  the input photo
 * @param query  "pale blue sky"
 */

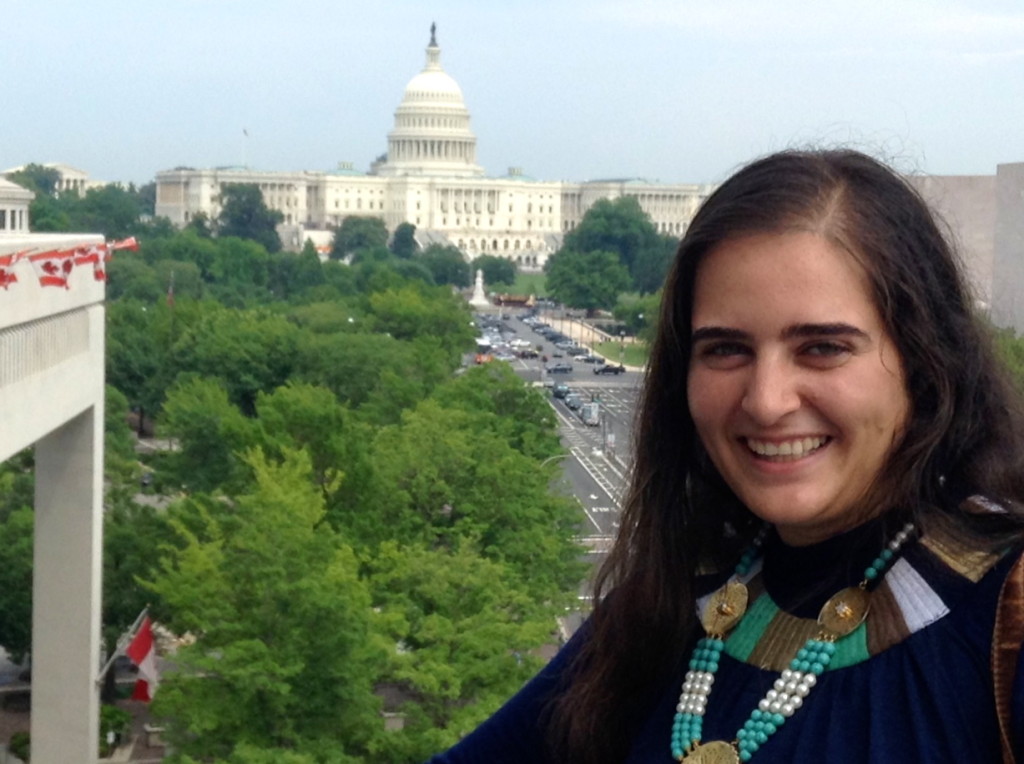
xmin=4 ymin=0 xmax=1023 ymax=186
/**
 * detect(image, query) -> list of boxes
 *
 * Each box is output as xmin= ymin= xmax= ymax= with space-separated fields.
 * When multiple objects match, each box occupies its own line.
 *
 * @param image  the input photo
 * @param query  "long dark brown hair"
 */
xmin=549 ymin=149 xmax=1024 ymax=763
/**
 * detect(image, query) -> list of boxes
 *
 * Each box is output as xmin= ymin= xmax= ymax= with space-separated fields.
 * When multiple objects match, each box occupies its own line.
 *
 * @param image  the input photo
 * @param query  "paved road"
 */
xmin=478 ymin=313 xmax=644 ymax=574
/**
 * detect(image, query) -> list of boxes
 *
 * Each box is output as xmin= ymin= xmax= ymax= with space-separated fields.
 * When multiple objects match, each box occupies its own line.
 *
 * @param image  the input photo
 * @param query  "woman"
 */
xmin=428 ymin=149 xmax=1024 ymax=763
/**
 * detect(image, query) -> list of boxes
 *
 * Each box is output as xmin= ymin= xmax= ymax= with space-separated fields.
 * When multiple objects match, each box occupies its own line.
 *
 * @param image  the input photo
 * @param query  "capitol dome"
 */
xmin=375 ymin=25 xmax=484 ymax=178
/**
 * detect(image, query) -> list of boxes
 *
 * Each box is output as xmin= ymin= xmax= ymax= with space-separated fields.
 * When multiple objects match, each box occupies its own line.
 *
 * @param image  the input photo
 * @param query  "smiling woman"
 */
xmin=425 ymin=149 xmax=1024 ymax=764
xmin=687 ymin=230 xmax=910 ymax=546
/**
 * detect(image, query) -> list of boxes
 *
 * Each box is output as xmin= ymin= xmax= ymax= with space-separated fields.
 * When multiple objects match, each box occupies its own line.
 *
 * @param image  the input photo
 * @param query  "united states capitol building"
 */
xmin=154 ymin=27 xmax=713 ymax=270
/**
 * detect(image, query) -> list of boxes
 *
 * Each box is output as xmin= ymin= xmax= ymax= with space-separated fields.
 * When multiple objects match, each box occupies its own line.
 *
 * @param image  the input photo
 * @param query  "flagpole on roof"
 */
xmin=95 ymin=606 xmax=149 ymax=686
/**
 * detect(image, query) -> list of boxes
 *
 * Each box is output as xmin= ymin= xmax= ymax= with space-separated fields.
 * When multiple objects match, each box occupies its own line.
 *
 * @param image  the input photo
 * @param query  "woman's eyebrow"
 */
xmin=782 ymin=322 xmax=869 ymax=340
xmin=691 ymin=326 xmax=749 ymax=343
xmin=691 ymin=323 xmax=870 ymax=343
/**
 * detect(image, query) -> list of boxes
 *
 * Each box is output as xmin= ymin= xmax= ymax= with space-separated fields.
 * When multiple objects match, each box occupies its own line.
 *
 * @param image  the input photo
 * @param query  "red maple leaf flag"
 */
xmin=28 ymin=249 xmax=76 ymax=288
xmin=75 ymin=243 xmax=110 ymax=281
xmin=0 ymin=252 xmax=24 ymax=289
xmin=110 ymin=236 xmax=139 ymax=252
xmin=125 ymin=616 xmax=159 ymax=702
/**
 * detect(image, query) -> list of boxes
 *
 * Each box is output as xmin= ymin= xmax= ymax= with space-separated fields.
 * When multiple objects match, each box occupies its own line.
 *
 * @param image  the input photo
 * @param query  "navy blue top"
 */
xmin=428 ymin=529 xmax=1024 ymax=763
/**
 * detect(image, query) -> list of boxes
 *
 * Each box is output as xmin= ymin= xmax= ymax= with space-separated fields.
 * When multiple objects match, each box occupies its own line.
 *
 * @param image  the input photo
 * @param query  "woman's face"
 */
xmin=686 ymin=231 xmax=910 ymax=546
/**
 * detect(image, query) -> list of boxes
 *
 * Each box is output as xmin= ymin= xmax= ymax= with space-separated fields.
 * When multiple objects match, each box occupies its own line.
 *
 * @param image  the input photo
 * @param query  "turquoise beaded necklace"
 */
xmin=670 ymin=522 xmax=916 ymax=763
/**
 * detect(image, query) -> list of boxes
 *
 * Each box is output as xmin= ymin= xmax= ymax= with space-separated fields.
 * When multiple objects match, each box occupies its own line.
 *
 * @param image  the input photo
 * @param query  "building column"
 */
xmin=32 ymin=402 xmax=104 ymax=763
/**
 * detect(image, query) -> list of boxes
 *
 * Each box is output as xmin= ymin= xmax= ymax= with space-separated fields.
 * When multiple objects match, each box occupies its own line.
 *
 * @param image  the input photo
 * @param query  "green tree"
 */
xmin=106 ymin=299 xmax=177 ymax=434
xmin=390 ymin=222 xmax=419 ymax=259
xmin=367 ymin=285 xmax=475 ymax=359
xmin=563 ymin=196 xmax=676 ymax=294
xmin=216 ymin=184 xmax=283 ymax=253
xmin=185 ymin=211 xmax=214 ymax=238
xmin=429 ymin=363 xmax=561 ymax=460
xmin=419 ymin=244 xmax=470 ymax=288
xmin=364 ymin=541 xmax=556 ymax=760
xmin=270 ymin=244 xmax=326 ymax=301
xmin=170 ymin=306 xmax=300 ymax=415
xmin=331 ymin=216 xmax=388 ymax=260
xmin=6 ymin=163 xmax=60 ymax=196
xmin=471 ymin=254 xmax=516 ymax=288
xmin=361 ymin=400 xmax=584 ymax=598
xmin=159 ymin=377 xmax=257 ymax=494
xmin=106 ymin=256 xmax=163 ymax=302
xmin=72 ymin=184 xmax=146 ymax=239
xmin=131 ymin=181 xmax=157 ymax=216
xmin=614 ymin=291 xmax=661 ymax=344
xmin=545 ymin=248 xmax=630 ymax=313
xmin=0 ymin=507 xmax=34 ymax=662
xmin=144 ymin=450 xmax=381 ymax=761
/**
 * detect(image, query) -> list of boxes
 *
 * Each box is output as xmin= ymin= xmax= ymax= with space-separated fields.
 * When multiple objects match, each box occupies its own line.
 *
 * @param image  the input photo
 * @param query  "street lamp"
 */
xmin=539 ymin=452 xmax=571 ymax=468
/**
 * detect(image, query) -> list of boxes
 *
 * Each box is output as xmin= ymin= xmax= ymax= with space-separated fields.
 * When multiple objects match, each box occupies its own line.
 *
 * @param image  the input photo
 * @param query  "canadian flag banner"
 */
xmin=0 ymin=236 xmax=138 ymax=293
xmin=75 ymin=243 xmax=110 ymax=281
xmin=125 ymin=615 xmax=159 ymax=702
xmin=28 ymin=249 xmax=76 ymax=288
xmin=0 ymin=251 xmax=28 ymax=289
xmin=110 ymin=236 xmax=139 ymax=252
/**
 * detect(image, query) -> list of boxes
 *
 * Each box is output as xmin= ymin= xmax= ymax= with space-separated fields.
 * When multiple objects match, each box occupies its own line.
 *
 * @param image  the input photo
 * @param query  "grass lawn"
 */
xmin=593 ymin=340 xmax=649 ymax=367
xmin=505 ymin=271 xmax=547 ymax=296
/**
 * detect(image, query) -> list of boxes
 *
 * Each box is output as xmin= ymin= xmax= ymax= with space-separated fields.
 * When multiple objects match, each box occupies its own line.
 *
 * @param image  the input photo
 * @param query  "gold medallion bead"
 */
xmin=682 ymin=740 xmax=741 ymax=763
xmin=701 ymin=582 xmax=750 ymax=635
xmin=818 ymin=586 xmax=870 ymax=637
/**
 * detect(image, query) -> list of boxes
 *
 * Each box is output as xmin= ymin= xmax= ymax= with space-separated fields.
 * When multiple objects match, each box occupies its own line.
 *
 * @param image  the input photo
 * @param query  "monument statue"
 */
xmin=470 ymin=268 xmax=490 ymax=308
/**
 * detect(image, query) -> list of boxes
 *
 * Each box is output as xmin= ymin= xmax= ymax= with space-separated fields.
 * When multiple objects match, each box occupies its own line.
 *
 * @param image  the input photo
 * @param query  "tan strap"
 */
xmin=993 ymin=552 xmax=1024 ymax=764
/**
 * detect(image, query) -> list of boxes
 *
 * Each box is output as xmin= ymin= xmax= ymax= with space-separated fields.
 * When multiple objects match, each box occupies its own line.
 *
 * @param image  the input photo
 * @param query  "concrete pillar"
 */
xmin=31 ymin=403 xmax=104 ymax=763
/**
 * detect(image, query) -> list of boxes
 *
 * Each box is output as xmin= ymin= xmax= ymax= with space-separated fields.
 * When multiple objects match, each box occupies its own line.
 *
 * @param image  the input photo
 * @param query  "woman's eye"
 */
xmin=702 ymin=342 xmax=749 ymax=357
xmin=803 ymin=342 xmax=850 ymax=359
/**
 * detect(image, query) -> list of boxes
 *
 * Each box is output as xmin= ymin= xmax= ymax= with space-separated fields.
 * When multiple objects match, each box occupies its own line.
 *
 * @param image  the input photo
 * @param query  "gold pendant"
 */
xmin=701 ymin=581 xmax=749 ymax=635
xmin=684 ymin=740 xmax=740 ymax=763
xmin=818 ymin=585 xmax=870 ymax=637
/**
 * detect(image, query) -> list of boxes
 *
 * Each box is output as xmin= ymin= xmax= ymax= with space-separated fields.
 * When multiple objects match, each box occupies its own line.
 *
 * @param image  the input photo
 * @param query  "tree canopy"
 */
xmin=545 ymin=248 xmax=630 ymax=313
xmin=390 ymin=222 xmax=419 ymax=259
xmin=331 ymin=216 xmax=388 ymax=260
xmin=471 ymin=254 xmax=516 ymax=288
xmin=216 ymin=183 xmax=283 ymax=253
xmin=555 ymin=196 xmax=678 ymax=299
xmin=419 ymin=244 xmax=471 ymax=288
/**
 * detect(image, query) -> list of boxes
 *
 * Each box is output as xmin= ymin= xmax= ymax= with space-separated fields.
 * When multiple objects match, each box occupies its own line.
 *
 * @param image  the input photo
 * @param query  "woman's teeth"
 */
xmin=746 ymin=436 xmax=827 ymax=459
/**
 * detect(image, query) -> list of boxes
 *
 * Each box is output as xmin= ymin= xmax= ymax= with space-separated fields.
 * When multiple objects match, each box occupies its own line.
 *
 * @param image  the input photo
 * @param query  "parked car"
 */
xmin=552 ymin=382 xmax=571 ymax=399
xmin=594 ymin=363 xmax=626 ymax=375
xmin=517 ymin=348 xmax=540 ymax=359
xmin=546 ymin=363 xmax=574 ymax=374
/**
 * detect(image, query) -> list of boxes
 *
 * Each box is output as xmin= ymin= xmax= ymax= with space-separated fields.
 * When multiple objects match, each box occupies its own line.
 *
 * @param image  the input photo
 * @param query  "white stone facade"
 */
xmin=0 ymin=232 xmax=106 ymax=763
xmin=0 ymin=178 xmax=32 ymax=234
xmin=154 ymin=29 xmax=713 ymax=270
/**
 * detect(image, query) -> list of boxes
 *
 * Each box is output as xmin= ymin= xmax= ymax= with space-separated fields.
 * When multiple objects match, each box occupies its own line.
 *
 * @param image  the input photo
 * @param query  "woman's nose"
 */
xmin=740 ymin=359 xmax=801 ymax=424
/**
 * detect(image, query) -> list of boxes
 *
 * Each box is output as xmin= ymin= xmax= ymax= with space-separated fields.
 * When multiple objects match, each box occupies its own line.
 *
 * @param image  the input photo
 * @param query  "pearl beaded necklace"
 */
xmin=671 ymin=522 xmax=916 ymax=763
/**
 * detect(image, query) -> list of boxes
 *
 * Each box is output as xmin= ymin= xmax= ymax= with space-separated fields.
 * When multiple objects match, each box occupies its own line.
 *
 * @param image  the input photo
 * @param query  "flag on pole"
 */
xmin=125 ymin=616 xmax=159 ymax=702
